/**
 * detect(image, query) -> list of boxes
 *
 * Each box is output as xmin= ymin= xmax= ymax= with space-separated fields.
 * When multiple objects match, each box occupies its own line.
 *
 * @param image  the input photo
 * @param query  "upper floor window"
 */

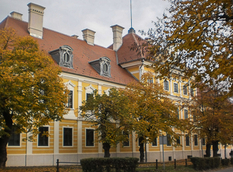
xmin=190 ymin=88 xmax=194 ymax=97
xmin=184 ymin=109 xmax=188 ymax=119
xmin=176 ymin=137 xmax=180 ymax=145
xmin=67 ymin=90 xmax=73 ymax=108
xmin=174 ymin=83 xmax=178 ymax=93
xmin=177 ymin=108 xmax=179 ymax=119
xmin=164 ymin=80 xmax=169 ymax=91
xmin=183 ymin=85 xmax=187 ymax=95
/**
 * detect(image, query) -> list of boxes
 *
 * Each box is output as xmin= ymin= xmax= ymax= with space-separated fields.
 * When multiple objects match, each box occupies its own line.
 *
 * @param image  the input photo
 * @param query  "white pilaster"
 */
xmin=54 ymin=121 xmax=59 ymax=154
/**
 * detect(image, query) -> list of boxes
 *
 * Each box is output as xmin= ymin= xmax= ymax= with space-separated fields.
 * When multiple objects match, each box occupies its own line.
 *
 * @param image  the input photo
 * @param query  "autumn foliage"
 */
xmin=0 ymin=28 xmax=68 ymax=167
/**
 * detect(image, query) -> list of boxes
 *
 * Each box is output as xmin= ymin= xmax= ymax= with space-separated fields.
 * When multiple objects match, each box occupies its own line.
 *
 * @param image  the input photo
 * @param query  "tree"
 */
xmin=80 ymin=88 xmax=133 ymax=158
xmin=0 ymin=28 xmax=68 ymax=167
xmin=145 ymin=0 xmax=233 ymax=95
xmin=121 ymin=73 xmax=186 ymax=162
xmin=189 ymin=83 xmax=233 ymax=157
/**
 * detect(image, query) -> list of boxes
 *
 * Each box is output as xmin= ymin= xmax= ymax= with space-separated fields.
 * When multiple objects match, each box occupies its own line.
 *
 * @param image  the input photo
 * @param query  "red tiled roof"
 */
xmin=0 ymin=17 xmax=136 ymax=85
xmin=109 ymin=33 xmax=146 ymax=64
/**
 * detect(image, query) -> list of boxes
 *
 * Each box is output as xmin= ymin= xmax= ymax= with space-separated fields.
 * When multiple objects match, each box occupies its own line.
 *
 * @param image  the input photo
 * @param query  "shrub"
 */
xmin=221 ymin=158 xmax=229 ymax=166
xmin=80 ymin=157 xmax=139 ymax=172
xmin=190 ymin=157 xmax=220 ymax=170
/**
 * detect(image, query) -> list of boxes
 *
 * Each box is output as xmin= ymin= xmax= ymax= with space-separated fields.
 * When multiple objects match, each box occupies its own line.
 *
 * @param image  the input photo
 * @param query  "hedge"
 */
xmin=221 ymin=158 xmax=229 ymax=166
xmin=190 ymin=157 xmax=220 ymax=170
xmin=80 ymin=157 xmax=139 ymax=172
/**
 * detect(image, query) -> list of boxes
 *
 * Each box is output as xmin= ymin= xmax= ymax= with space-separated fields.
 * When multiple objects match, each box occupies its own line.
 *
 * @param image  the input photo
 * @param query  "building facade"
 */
xmin=0 ymin=2 xmax=231 ymax=167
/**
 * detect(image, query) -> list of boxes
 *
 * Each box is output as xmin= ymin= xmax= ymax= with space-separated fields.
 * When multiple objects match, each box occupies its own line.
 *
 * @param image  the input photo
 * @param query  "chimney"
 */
xmin=27 ymin=3 xmax=45 ymax=39
xmin=111 ymin=25 xmax=124 ymax=51
xmin=10 ymin=11 xmax=23 ymax=21
xmin=82 ymin=29 xmax=95 ymax=45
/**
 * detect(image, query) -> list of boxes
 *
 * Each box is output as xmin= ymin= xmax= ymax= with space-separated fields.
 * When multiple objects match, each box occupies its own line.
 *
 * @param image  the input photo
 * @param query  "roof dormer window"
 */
xmin=49 ymin=45 xmax=73 ymax=69
xmin=89 ymin=56 xmax=111 ymax=78
xmin=100 ymin=57 xmax=111 ymax=77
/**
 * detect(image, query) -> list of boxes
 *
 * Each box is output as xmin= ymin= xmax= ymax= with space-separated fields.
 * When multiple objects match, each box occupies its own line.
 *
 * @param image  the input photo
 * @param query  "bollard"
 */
xmin=174 ymin=159 xmax=176 ymax=169
xmin=56 ymin=159 xmax=59 ymax=172
xmin=185 ymin=159 xmax=187 ymax=167
xmin=156 ymin=159 xmax=158 ymax=169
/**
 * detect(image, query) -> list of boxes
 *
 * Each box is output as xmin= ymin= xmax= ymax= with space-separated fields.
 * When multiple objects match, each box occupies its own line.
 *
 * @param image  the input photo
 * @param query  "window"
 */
xmin=63 ymin=128 xmax=72 ymax=146
xmin=100 ymin=57 xmax=111 ymax=77
xmin=202 ymin=138 xmax=206 ymax=145
xmin=186 ymin=135 xmax=189 ymax=146
xmin=38 ymin=127 xmax=48 ymax=146
xmin=174 ymin=83 xmax=178 ymax=93
xmin=164 ymin=80 xmax=169 ymax=91
xmin=86 ymin=93 xmax=93 ymax=101
xmin=184 ymin=109 xmax=188 ymax=119
xmin=64 ymin=52 xmax=70 ymax=63
xmin=176 ymin=137 xmax=180 ymax=145
xmin=152 ymin=137 xmax=157 ymax=146
xmin=177 ymin=108 xmax=179 ymax=119
xmin=147 ymin=78 xmax=153 ymax=84
xmin=86 ymin=129 xmax=94 ymax=146
xmin=123 ymin=131 xmax=129 ymax=147
xmin=183 ymin=85 xmax=187 ymax=95
xmin=190 ymin=88 xmax=194 ymax=97
xmin=194 ymin=135 xmax=198 ymax=146
xmin=8 ymin=127 xmax=20 ymax=146
xmin=167 ymin=134 xmax=171 ymax=146
xmin=67 ymin=90 xmax=73 ymax=108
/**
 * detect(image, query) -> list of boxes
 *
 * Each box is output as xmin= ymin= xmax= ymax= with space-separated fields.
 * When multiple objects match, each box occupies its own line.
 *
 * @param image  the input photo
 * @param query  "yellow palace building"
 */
xmin=0 ymin=2 xmax=230 ymax=167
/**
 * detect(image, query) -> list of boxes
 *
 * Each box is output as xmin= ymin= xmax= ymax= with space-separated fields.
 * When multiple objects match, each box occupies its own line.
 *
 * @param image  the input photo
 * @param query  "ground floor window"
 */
xmin=8 ymin=127 xmax=20 ymax=146
xmin=38 ymin=127 xmax=48 ymax=146
xmin=152 ymin=137 xmax=157 ymax=146
xmin=63 ymin=127 xmax=72 ymax=146
xmin=86 ymin=129 xmax=94 ymax=146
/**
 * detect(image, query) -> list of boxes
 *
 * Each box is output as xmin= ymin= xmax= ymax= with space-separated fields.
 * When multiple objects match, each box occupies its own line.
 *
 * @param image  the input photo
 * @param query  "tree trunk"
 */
xmin=103 ymin=142 xmax=111 ymax=157
xmin=139 ymin=137 xmax=144 ymax=162
xmin=205 ymin=143 xmax=211 ymax=157
xmin=0 ymin=110 xmax=13 ymax=167
xmin=213 ymin=141 xmax=219 ymax=157
xmin=0 ymin=137 xmax=9 ymax=168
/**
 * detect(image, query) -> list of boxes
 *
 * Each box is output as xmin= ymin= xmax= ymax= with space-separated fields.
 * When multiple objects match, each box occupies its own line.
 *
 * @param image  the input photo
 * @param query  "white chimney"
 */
xmin=10 ymin=11 xmax=23 ymax=21
xmin=82 ymin=29 xmax=95 ymax=45
xmin=111 ymin=25 xmax=124 ymax=51
xmin=27 ymin=3 xmax=45 ymax=39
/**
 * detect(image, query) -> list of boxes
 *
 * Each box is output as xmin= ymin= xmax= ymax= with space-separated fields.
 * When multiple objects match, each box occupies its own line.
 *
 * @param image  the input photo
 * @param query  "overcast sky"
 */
xmin=0 ymin=0 xmax=170 ymax=47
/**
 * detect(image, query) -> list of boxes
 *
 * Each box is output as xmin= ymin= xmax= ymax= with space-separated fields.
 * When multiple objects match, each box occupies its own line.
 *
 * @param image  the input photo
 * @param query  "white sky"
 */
xmin=0 ymin=0 xmax=170 ymax=47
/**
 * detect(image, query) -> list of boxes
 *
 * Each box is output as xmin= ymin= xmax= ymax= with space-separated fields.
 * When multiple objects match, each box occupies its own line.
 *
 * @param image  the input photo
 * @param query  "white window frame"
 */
xmin=85 ymin=85 xmax=95 ymax=100
xmin=62 ymin=126 xmax=73 ymax=147
xmin=64 ymin=81 xmax=75 ymax=110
